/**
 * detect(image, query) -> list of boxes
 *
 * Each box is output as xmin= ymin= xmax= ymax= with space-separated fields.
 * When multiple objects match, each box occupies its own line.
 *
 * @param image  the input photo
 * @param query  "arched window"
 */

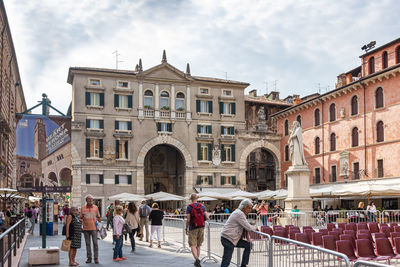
xmin=315 ymin=137 xmax=320 ymax=155
xmin=396 ymin=46 xmax=400 ymax=64
xmin=176 ymin=92 xmax=185 ymax=111
xmin=351 ymin=95 xmax=358 ymax=115
xmin=375 ymin=87 xmax=384 ymax=108
xmin=377 ymin=121 xmax=384 ymax=142
xmin=160 ymin=91 xmax=169 ymax=109
xmin=284 ymin=145 xmax=289 ymax=162
xmin=369 ymin=57 xmax=375 ymax=75
xmin=144 ymin=90 xmax=153 ymax=108
xmin=314 ymin=109 xmax=320 ymax=126
xmin=330 ymin=133 xmax=336 ymax=152
xmin=284 ymin=120 xmax=289 ymax=136
xmin=382 ymin=51 xmax=388 ymax=69
xmin=329 ymin=103 xmax=336 ymax=122
xmin=296 ymin=115 xmax=302 ymax=126
xmin=352 ymin=127 xmax=359 ymax=147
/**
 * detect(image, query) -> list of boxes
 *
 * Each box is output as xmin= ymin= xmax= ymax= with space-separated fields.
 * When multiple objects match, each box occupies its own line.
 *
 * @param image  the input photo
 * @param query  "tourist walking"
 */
xmin=25 ymin=206 xmax=36 ymax=234
xmin=149 ymin=203 xmax=164 ymax=248
xmin=186 ymin=193 xmax=209 ymax=267
xmin=113 ymin=206 xmax=127 ymax=262
xmin=367 ymin=201 xmax=377 ymax=222
xmin=220 ymin=199 xmax=258 ymax=267
xmin=139 ymin=200 xmax=151 ymax=242
xmin=66 ymin=207 xmax=82 ymax=266
xmin=257 ymin=201 xmax=268 ymax=226
xmin=106 ymin=203 xmax=114 ymax=231
xmin=125 ymin=202 xmax=140 ymax=252
xmin=357 ymin=202 xmax=366 ymax=222
xmin=81 ymin=195 xmax=101 ymax=264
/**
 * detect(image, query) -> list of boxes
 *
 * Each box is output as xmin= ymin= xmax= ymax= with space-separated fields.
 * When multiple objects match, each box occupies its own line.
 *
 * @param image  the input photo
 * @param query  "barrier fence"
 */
xmin=353 ymin=261 xmax=393 ymax=267
xmin=162 ymin=217 xmax=190 ymax=253
xmin=0 ymin=218 xmax=25 ymax=267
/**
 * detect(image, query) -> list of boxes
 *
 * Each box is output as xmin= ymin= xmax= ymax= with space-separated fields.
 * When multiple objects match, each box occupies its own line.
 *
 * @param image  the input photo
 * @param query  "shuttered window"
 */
xmin=284 ymin=145 xmax=289 ymax=161
xmin=369 ymin=57 xmax=375 ymax=75
xmin=314 ymin=109 xmax=320 ymax=126
xmin=352 ymin=127 xmax=359 ymax=147
xmin=315 ymin=137 xmax=320 ymax=155
xmin=376 ymin=121 xmax=384 ymax=142
xmin=351 ymin=95 xmax=358 ymax=115
xmin=284 ymin=120 xmax=289 ymax=136
xmin=375 ymin=87 xmax=384 ymax=108
xmin=382 ymin=51 xmax=388 ymax=69
xmin=330 ymin=133 xmax=336 ymax=152
xmin=329 ymin=103 xmax=336 ymax=122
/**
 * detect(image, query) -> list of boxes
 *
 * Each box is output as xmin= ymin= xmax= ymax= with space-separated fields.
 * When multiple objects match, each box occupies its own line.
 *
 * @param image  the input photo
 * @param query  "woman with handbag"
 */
xmin=125 ymin=202 xmax=140 ymax=252
xmin=66 ymin=207 xmax=82 ymax=266
xmin=113 ymin=206 xmax=127 ymax=262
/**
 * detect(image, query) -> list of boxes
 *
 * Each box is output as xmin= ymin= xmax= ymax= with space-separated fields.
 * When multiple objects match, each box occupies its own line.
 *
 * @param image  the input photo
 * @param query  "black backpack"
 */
xmin=27 ymin=210 xmax=32 ymax=218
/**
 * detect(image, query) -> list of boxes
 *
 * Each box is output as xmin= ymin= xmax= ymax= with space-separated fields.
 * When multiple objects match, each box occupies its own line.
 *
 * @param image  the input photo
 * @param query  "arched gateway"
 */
xmin=136 ymin=136 xmax=193 ymax=195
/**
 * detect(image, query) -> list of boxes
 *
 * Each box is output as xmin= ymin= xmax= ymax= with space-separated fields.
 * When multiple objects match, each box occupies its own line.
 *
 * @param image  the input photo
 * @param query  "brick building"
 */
xmin=272 ymin=37 xmax=400 ymax=209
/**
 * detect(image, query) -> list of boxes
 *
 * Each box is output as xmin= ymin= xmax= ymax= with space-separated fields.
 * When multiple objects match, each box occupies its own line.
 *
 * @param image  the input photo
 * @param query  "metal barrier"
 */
xmin=0 ymin=218 xmax=25 ymax=267
xmin=353 ymin=261 xmax=391 ymax=267
xmin=162 ymin=217 xmax=190 ymax=253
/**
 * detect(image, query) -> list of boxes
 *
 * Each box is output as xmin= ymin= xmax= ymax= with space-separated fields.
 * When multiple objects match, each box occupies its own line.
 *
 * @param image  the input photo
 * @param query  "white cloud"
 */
xmin=4 ymin=0 xmax=399 ymax=113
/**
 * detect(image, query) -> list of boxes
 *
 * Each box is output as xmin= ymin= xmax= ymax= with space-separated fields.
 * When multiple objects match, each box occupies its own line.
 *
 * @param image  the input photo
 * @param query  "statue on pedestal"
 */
xmin=257 ymin=107 xmax=266 ymax=123
xmin=288 ymin=121 xmax=307 ymax=166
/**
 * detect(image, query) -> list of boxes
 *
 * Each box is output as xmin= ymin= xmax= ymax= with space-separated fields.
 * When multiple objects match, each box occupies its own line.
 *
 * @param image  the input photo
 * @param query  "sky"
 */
xmin=4 ymin=0 xmax=400 ymax=114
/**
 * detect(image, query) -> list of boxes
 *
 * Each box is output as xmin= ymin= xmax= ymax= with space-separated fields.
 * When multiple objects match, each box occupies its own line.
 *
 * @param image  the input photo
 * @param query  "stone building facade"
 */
xmin=273 ymin=37 xmax=400 ymax=209
xmin=68 ymin=52 xmax=284 ymax=214
xmin=0 ymin=1 xmax=26 ymax=189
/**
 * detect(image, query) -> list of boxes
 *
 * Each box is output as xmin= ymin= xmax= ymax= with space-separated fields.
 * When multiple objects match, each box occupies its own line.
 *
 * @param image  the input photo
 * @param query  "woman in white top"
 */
xmin=125 ymin=202 xmax=140 ymax=252
xmin=367 ymin=201 xmax=377 ymax=222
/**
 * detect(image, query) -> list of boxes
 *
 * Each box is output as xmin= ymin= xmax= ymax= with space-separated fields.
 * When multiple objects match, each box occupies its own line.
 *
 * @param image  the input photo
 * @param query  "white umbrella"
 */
xmin=109 ymin=192 xmax=145 ymax=201
xmin=231 ymin=196 xmax=251 ymax=201
xmin=197 ymin=191 xmax=230 ymax=200
xmin=198 ymin=196 xmax=218 ymax=201
xmin=226 ymin=190 xmax=257 ymax=199
xmin=154 ymin=196 xmax=184 ymax=201
xmin=257 ymin=190 xmax=277 ymax=200
xmin=145 ymin=191 xmax=184 ymax=201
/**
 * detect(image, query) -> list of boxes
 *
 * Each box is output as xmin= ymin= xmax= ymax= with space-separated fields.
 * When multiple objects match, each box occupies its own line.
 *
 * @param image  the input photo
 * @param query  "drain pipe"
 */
xmin=361 ymin=81 xmax=367 ymax=177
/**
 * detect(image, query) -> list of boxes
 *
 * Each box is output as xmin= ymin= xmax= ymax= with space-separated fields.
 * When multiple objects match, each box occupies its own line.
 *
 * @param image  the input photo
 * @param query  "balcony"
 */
xmin=144 ymin=109 xmax=154 ymax=118
xmin=160 ymin=110 xmax=170 ymax=118
xmin=176 ymin=111 xmax=185 ymax=119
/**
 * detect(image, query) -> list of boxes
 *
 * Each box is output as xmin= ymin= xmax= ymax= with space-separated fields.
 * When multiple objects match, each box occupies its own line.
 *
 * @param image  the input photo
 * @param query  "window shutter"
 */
xmin=221 ymin=144 xmax=225 ymax=161
xmin=115 ymin=140 xmax=119 ymax=159
xmin=221 ymin=126 xmax=224 ymax=135
xmin=196 ymin=100 xmax=200 ymax=112
xmin=208 ymin=101 xmax=213 ymax=113
xmin=232 ymin=176 xmax=236 ymax=185
xmin=207 ymin=144 xmax=212 ymax=161
xmin=100 ymin=93 xmax=104 ymax=106
xmin=208 ymin=176 xmax=213 ymax=185
xmin=197 ymin=125 xmax=201 ymax=133
xmin=99 ymin=174 xmax=104 ymax=184
xmin=207 ymin=125 xmax=212 ymax=134
xmin=231 ymin=145 xmax=235 ymax=162
xmin=99 ymin=120 xmax=104 ymax=129
xmin=86 ymin=119 xmax=90 ymax=128
xmin=128 ymin=121 xmax=132 ymax=130
xmin=157 ymin=122 xmax=161 ymax=132
xmin=86 ymin=174 xmax=90 ymax=184
xmin=128 ymin=95 xmax=133 ymax=108
xmin=167 ymin=123 xmax=172 ymax=132
xmin=221 ymin=176 xmax=225 ymax=185
xmin=86 ymin=139 xmax=90 ymax=158
xmin=125 ymin=141 xmax=128 ymax=158
xmin=197 ymin=143 xmax=201 ymax=160
xmin=99 ymin=139 xmax=103 ymax=158
xmin=114 ymin=94 xmax=119 ymax=108
xmin=230 ymin=127 xmax=234 ymax=135
xmin=219 ymin=102 xmax=223 ymax=114
xmin=115 ymin=120 xmax=119 ymax=130
xmin=231 ymin=103 xmax=236 ymax=115
xmin=127 ymin=175 xmax=132 ymax=184
xmin=196 ymin=176 xmax=201 ymax=185
xmin=85 ymin=92 xmax=90 ymax=106
xmin=115 ymin=175 xmax=119 ymax=184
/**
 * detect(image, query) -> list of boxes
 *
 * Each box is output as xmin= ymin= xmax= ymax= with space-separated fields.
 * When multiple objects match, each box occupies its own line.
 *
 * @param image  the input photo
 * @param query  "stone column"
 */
xmin=186 ymin=85 xmax=191 ymax=120
xmin=171 ymin=84 xmax=176 ymax=120
xmin=155 ymin=83 xmax=160 ymax=119
xmin=136 ymin=166 xmax=145 ymax=195
xmin=184 ymin=168 xmax=193 ymax=206
xmin=138 ymin=82 xmax=143 ymax=119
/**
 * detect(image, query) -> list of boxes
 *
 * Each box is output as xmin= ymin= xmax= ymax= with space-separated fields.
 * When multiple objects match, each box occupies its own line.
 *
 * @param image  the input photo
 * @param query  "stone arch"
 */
xmin=239 ymin=140 xmax=281 ymax=190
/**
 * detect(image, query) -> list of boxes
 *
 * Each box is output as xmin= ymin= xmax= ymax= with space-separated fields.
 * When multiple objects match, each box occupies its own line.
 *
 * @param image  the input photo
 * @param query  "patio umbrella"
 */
xmin=226 ymin=190 xmax=258 ymax=199
xmin=145 ymin=191 xmax=184 ymax=201
xmin=154 ymin=196 xmax=184 ymax=201
xmin=231 ymin=196 xmax=251 ymax=201
xmin=109 ymin=192 xmax=145 ymax=201
xmin=197 ymin=191 xmax=231 ymax=200
xmin=198 ymin=196 xmax=218 ymax=201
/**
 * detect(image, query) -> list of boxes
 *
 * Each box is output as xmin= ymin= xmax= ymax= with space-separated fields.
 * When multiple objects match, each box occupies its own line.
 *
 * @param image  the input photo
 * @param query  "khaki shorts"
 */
xmin=188 ymin=227 xmax=204 ymax=247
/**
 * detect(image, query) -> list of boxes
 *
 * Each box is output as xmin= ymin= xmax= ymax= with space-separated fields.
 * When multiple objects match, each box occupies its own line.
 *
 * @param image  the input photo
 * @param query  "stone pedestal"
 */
xmin=28 ymin=247 xmax=60 ymax=266
xmin=284 ymin=165 xmax=313 ymax=226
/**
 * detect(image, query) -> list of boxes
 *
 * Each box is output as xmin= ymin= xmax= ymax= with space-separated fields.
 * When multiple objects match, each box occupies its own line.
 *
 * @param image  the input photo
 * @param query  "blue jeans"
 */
xmin=129 ymin=229 xmax=137 ymax=249
xmin=220 ymin=236 xmax=251 ymax=267
xmin=113 ymin=236 xmax=123 ymax=259
xmin=261 ymin=215 xmax=268 ymax=226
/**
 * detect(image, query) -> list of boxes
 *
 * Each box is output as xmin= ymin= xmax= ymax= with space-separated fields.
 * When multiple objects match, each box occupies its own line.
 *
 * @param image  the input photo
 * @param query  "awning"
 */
xmin=226 ymin=190 xmax=258 ymax=199
xmin=109 ymin=193 xmax=145 ymax=202
xmin=145 ymin=191 xmax=184 ymax=201
xmin=198 ymin=196 xmax=218 ymax=201
xmin=155 ymin=196 xmax=184 ymax=201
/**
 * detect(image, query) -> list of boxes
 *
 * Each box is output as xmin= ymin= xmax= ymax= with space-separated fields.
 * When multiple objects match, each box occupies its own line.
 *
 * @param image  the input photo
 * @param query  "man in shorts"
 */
xmin=186 ymin=193 xmax=209 ymax=267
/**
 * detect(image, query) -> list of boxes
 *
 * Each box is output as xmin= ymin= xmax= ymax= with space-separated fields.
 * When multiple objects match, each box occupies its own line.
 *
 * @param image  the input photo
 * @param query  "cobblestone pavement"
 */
xmin=18 ymin=222 xmax=222 ymax=267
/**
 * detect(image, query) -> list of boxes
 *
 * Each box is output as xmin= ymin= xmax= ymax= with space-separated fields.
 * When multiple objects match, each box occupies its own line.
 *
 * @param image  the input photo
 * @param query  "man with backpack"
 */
xmin=186 ymin=193 xmax=209 ymax=267
xmin=138 ymin=200 xmax=151 ymax=242
xmin=25 ymin=206 xmax=35 ymax=234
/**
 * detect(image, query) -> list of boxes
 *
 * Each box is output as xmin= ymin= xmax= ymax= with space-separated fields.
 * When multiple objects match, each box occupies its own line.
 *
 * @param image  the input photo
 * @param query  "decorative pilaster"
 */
xmin=171 ymin=84 xmax=175 ymax=120
xmin=155 ymin=83 xmax=160 ymax=119
xmin=186 ymin=85 xmax=191 ymax=121
xmin=138 ymin=82 xmax=143 ymax=119
xmin=136 ymin=167 xmax=145 ymax=195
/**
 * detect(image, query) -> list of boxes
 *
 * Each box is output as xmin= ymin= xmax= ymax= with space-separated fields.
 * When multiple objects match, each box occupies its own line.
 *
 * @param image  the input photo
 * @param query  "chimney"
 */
xmin=249 ymin=89 xmax=257 ymax=97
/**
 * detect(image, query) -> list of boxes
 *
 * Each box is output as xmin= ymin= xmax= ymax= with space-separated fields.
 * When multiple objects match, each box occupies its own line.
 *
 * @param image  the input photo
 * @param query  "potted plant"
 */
xmin=144 ymin=105 xmax=152 ymax=109
xmin=176 ymin=107 xmax=184 ymax=111
xmin=161 ymin=106 xmax=170 ymax=110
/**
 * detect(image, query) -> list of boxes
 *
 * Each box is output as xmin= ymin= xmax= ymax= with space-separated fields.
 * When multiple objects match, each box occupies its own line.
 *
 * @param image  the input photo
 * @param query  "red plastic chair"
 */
xmin=357 ymin=222 xmax=368 ymax=231
xmin=295 ymin=232 xmax=310 ymax=244
xmin=285 ymin=224 xmax=294 ymax=231
xmin=312 ymin=232 xmax=323 ymax=246
xmin=273 ymin=230 xmax=287 ymax=244
xmin=336 ymin=240 xmax=357 ymax=261
xmin=304 ymin=229 xmax=315 ymax=242
xmin=261 ymin=225 xmax=273 ymax=236
xmin=322 ymin=235 xmax=336 ymax=251
xmin=319 ymin=229 xmax=329 ymax=235
xmin=329 ymin=231 xmax=340 ymax=240
xmin=375 ymin=238 xmax=400 ymax=264
xmin=368 ymin=222 xmax=379 ymax=233
xmin=379 ymin=223 xmax=389 ymax=230
xmin=326 ymin=223 xmax=335 ymax=232
xmin=289 ymin=228 xmax=300 ymax=240
xmin=393 ymin=226 xmax=400 ymax=233
xmin=340 ymin=234 xmax=356 ymax=249
xmin=273 ymin=225 xmax=285 ymax=231
xmin=381 ymin=226 xmax=392 ymax=238
xmin=390 ymin=223 xmax=398 ymax=232
xmin=358 ymin=229 xmax=373 ymax=242
xmin=356 ymin=239 xmax=377 ymax=261
xmin=357 ymin=233 xmax=373 ymax=243
xmin=337 ymin=223 xmax=346 ymax=230
xmin=333 ymin=228 xmax=343 ymax=235
xmin=302 ymin=226 xmax=313 ymax=232
xmin=393 ymin=237 xmax=400 ymax=254
xmin=390 ymin=232 xmax=400 ymax=246
xmin=249 ymin=231 xmax=263 ymax=240
xmin=345 ymin=223 xmax=357 ymax=232
xmin=343 ymin=230 xmax=356 ymax=240
xmin=374 ymin=232 xmax=387 ymax=241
